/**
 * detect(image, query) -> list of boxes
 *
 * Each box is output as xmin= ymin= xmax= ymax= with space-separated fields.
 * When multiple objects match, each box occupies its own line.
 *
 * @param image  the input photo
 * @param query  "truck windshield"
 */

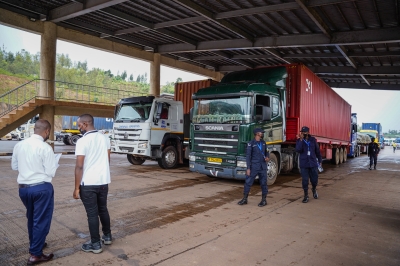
xmin=115 ymin=103 xmax=152 ymax=122
xmin=193 ymin=96 xmax=251 ymax=124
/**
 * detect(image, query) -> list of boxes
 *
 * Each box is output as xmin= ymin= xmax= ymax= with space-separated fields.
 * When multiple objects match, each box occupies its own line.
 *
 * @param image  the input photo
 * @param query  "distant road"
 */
xmin=0 ymin=139 xmax=75 ymax=154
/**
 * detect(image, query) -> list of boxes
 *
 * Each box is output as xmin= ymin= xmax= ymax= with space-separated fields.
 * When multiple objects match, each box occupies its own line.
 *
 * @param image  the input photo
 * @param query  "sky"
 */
xmin=1 ymin=24 xmax=399 ymax=132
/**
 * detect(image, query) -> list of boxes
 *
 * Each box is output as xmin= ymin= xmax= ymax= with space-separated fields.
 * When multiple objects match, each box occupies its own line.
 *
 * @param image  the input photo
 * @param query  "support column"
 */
xmin=40 ymin=105 xmax=55 ymax=150
xmin=150 ymin=53 xmax=161 ymax=96
xmin=39 ymin=22 xmax=57 ymax=99
xmin=39 ymin=22 xmax=57 ymax=150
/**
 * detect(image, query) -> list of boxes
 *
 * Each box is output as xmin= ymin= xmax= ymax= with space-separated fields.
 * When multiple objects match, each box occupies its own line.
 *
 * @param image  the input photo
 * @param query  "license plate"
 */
xmin=207 ymin=157 xmax=222 ymax=163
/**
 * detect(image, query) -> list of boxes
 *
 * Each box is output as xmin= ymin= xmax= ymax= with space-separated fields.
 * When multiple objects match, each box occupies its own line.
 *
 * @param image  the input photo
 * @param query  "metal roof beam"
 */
xmin=218 ymin=66 xmax=248 ymax=72
xmin=284 ymin=53 xmax=342 ymax=58
xmin=193 ymin=54 xmax=276 ymax=60
xmin=328 ymin=82 xmax=400 ymax=90
xmin=319 ymin=75 xmax=400 ymax=81
xmin=171 ymin=0 xmax=254 ymax=41
xmin=49 ymin=0 xmax=128 ymax=22
xmin=158 ymin=27 xmax=400 ymax=53
xmin=309 ymin=66 xmax=400 ymax=75
xmin=336 ymin=45 xmax=370 ymax=86
xmin=295 ymin=0 xmax=331 ymax=37
xmin=100 ymin=7 xmax=198 ymax=46
xmin=348 ymin=51 xmax=400 ymax=57
xmin=154 ymin=16 xmax=208 ymax=28
xmin=215 ymin=2 xmax=299 ymax=19
xmin=308 ymin=0 xmax=358 ymax=7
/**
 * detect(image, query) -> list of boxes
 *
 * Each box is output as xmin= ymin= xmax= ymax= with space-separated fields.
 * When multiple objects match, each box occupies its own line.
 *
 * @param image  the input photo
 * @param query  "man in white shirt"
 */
xmin=73 ymin=114 xmax=112 ymax=254
xmin=11 ymin=119 xmax=58 ymax=265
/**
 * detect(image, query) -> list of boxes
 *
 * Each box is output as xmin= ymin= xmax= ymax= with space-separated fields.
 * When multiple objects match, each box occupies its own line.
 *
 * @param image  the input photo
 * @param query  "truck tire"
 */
xmin=332 ymin=148 xmax=340 ymax=165
xmin=63 ymin=136 xmax=70 ymax=145
xmin=69 ymin=134 xmax=81 ymax=146
xmin=343 ymin=148 xmax=347 ymax=162
xmin=157 ymin=158 xmax=165 ymax=169
xmin=266 ymin=153 xmax=278 ymax=185
xmin=339 ymin=148 xmax=344 ymax=164
xmin=127 ymin=154 xmax=146 ymax=165
xmin=160 ymin=146 xmax=178 ymax=169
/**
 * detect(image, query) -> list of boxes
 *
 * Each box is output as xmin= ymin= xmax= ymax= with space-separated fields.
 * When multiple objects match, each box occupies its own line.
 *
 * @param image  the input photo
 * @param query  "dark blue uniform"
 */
xmin=368 ymin=142 xmax=380 ymax=169
xmin=295 ymin=135 xmax=322 ymax=192
xmin=244 ymin=139 xmax=269 ymax=195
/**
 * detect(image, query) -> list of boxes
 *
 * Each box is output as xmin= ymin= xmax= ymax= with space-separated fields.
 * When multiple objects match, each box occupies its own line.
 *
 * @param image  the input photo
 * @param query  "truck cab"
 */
xmin=111 ymin=96 xmax=189 ymax=169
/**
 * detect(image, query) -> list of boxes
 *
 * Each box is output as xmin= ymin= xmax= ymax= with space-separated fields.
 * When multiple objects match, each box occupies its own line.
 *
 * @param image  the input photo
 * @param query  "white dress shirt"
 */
xmin=75 ymin=130 xmax=111 ymax=186
xmin=11 ymin=134 xmax=58 ymax=184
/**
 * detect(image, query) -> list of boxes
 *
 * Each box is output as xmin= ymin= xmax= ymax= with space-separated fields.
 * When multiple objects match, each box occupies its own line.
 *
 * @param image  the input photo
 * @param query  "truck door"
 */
xmin=151 ymin=102 xmax=171 ymax=146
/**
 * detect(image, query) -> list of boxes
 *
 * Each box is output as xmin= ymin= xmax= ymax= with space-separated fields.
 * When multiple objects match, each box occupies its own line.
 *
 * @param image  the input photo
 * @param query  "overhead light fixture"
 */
xmin=29 ymin=17 xmax=36 ymax=22
xmin=144 ymin=46 xmax=154 ymax=52
xmin=205 ymin=65 xmax=215 ymax=70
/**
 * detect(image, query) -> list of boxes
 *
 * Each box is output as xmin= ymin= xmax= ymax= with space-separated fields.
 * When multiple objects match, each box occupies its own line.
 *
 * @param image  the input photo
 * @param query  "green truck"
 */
xmin=189 ymin=64 xmax=351 ymax=185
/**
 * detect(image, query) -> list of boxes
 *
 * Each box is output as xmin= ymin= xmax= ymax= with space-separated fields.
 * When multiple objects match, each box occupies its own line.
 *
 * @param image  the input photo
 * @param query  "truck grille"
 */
xmin=194 ymin=132 xmax=238 ymax=154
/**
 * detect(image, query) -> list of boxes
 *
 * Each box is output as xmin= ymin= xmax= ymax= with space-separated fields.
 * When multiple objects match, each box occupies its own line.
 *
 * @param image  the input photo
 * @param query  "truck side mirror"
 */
xmin=154 ymin=102 xmax=162 ymax=125
xmin=262 ymin=106 xmax=272 ymax=121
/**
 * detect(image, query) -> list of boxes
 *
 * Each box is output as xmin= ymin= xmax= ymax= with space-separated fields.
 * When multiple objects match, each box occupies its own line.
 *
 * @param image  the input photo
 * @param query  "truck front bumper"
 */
xmin=189 ymin=162 xmax=247 ymax=180
xmin=111 ymin=141 xmax=151 ymax=157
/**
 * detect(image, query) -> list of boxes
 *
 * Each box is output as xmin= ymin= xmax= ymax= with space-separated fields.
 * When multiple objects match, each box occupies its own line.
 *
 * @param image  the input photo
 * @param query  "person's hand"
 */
xmin=296 ymin=133 xmax=303 ymax=140
xmin=73 ymin=189 xmax=80 ymax=199
xmin=265 ymin=157 xmax=270 ymax=162
xmin=246 ymin=169 xmax=251 ymax=176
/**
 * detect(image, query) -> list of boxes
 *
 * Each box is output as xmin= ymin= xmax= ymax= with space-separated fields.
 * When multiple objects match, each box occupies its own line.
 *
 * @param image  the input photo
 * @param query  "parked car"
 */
xmin=1 ymin=133 xmax=12 ymax=140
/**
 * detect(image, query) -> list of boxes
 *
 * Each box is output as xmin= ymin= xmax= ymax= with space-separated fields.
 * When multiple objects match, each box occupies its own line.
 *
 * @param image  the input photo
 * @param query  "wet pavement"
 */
xmin=0 ymin=148 xmax=399 ymax=265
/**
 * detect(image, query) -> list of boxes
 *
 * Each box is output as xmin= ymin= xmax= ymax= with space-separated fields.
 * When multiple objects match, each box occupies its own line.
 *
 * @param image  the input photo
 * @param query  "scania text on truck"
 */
xmin=111 ymin=79 xmax=217 ymax=169
xmin=189 ymin=64 xmax=351 ymax=185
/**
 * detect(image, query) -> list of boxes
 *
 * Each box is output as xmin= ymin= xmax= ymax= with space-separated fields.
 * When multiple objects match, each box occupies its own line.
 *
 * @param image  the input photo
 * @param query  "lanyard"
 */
xmin=257 ymin=141 xmax=265 ymax=158
xmin=303 ymin=139 xmax=310 ymax=151
xmin=83 ymin=130 xmax=98 ymax=137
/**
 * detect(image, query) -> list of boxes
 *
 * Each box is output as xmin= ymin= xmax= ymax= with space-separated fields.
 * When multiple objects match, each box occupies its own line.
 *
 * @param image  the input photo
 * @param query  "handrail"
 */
xmin=0 ymin=79 xmax=146 ymax=118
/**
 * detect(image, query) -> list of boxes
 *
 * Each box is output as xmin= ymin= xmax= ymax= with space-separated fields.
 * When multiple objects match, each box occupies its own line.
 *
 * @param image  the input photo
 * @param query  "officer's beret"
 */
xmin=253 ymin=128 xmax=265 ymax=134
xmin=300 ymin=126 xmax=310 ymax=132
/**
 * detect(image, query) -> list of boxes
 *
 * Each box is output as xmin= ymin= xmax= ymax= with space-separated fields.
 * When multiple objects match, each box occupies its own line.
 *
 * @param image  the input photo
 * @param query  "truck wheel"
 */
xmin=339 ymin=148 xmax=344 ymax=164
xmin=62 ymin=136 xmax=70 ymax=145
xmin=343 ymin=148 xmax=347 ymax=162
xmin=266 ymin=153 xmax=278 ymax=185
xmin=160 ymin=146 xmax=178 ymax=169
xmin=157 ymin=158 xmax=165 ymax=169
xmin=331 ymin=148 xmax=340 ymax=165
xmin=69 ymin=135 xmax=81 ymax=146
xmin=127 ymin=154 xmax=146 ymax=165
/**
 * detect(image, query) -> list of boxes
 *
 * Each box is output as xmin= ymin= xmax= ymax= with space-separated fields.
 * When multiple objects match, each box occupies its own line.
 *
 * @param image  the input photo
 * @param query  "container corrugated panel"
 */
xmin=362 ymin=123 xmax=382 ymax=135
xmin=62 ymin=116 xmax=114 ymax=130
xmin=286 ymin=64 xmax=351 ymax=143
xmin=175 ymin=79 xmax=219 ymax=114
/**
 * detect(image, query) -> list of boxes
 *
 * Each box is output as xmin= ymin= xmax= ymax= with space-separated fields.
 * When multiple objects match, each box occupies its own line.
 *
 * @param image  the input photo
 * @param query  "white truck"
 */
xmin=18 ymin=115 xmax=38 ymax=140
xmin=111 ymin=95 xmax=191 ymax=169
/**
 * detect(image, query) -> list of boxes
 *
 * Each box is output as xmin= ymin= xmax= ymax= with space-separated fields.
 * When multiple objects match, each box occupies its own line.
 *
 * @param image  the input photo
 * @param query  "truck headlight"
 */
xmin=189 ymin=155 xmax=196 ymax=161
xmin=138 ymin=142 xmax=148 ymax=148
xmin=237 ymin=161 xmax=247 ymax=168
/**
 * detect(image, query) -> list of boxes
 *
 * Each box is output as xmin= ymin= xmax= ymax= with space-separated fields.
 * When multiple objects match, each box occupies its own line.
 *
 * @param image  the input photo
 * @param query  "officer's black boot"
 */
xmin=258 ymin=194 xmax=267 ymax=207
xmin=312 ymin=187 xmax=318 ymax=199
xmin=302 ymin=191 xmax=309 ymax=203
xmin=237 ymin=194 xmax=248 ymax=205
xmin=374 ymin=164 xmax=376 ymax=170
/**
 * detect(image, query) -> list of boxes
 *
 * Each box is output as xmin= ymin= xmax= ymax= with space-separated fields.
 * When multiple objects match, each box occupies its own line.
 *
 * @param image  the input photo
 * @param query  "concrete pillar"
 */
xmin=40 ymin=105 xmax=55 ymax=150
xmin=150 ymin=53 xmax=161 ymax=96
xmin=39 ymin=22 xmax=57 ymax=99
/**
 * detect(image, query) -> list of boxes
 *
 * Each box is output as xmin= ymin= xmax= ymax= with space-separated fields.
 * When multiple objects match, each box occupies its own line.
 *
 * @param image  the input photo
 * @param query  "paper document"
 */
xmin=54 ymin=153 xmax=62 ymax=167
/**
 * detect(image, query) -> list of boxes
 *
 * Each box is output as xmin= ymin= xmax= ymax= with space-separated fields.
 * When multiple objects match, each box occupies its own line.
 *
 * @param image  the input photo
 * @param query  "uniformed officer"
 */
xmin=238 ymin=128 xmax=269 ymax=207
xmin=295 ymin=126 xmax=322 ymax=203
xmin=368 ymin=137 xmax=380 ymax=170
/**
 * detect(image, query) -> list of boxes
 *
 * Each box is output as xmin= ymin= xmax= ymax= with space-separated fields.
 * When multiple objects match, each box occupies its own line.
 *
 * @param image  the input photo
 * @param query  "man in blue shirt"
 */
xmin=238 ymin=128 xmax=270 ymax=207
xmin=296 ymin=126 xmax=322 ymax=203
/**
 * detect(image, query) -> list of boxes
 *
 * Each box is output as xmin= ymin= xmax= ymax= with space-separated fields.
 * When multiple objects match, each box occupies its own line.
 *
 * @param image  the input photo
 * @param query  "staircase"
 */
xmin=0 ymin=79 xmax=144 ymax=137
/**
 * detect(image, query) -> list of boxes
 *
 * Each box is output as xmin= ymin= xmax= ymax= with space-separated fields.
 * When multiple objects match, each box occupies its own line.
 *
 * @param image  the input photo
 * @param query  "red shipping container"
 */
xmin=175 ymin=79 xmax=219 ymax=114
xmin=285 ymin=64 xmax=351 ymax=144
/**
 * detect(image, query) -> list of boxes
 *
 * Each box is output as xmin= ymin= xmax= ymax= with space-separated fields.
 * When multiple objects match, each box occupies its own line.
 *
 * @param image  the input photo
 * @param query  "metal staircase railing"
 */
xmin=0 ymin=79 xmax=146 ymax=117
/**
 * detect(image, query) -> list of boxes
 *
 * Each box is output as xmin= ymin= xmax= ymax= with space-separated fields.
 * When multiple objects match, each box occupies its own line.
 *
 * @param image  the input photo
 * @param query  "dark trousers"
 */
xmin=80 ymin=184 xmax=111 ymax=243
xmin=369 ymin=155 xmax=377 ymax=167
xmin=19 ymin=183 xmax=54 ymax=256
xmin=300 ymin=167 xmax=318 ymax=192
xmin=244 ymin=169 xmax=268 ymax=195
xmin=393 ymin=147 xmax=396 ymax=153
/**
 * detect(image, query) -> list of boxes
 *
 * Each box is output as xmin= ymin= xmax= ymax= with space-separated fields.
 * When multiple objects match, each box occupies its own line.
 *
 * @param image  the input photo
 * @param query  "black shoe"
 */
xmin=258 ymin=195 xmax=267 ymax=207
xmin=374 ymin=166 xmax=376 ymax=170
xmin=369 ymin=167 xmax=372 ymax=170
xmin=312 ymin=188 xmax=318 ymax=199
xmin=81 ymin=241 xmax=102 ymax=254
xmin=101 ymin=233 xmax=112 ymax=245
xmin=302 ymin=193 xmax=309 ymax=203
xmin=238 ymin=194 xmax=248 ymax=205
xmin=27 ymin=253 xmax=54 ymax=265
